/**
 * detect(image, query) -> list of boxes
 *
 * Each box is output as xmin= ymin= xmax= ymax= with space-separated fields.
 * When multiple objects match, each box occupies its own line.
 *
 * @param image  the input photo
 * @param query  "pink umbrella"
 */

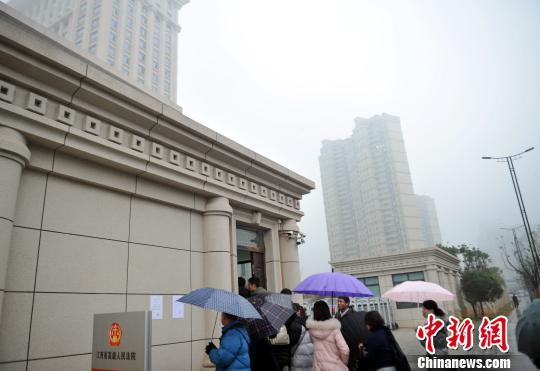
xmin=382 ymin=281 xmax=455 ymax=303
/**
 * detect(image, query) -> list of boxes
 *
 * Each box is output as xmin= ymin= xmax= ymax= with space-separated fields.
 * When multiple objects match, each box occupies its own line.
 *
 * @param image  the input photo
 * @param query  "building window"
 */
xmin=392 ymin=271 xmax=425 ymax=309
xmin=107 ymin=45 xmax=115 ymax=58
xmin=358 ymin=276 xmax=381 ymax=297
xmin=89 ymin=30 xmax=98 ymax=44
xmin=91 ymin=17 xmax=99 ymax=30
xmin=76 ymin=27 xmax=84 ymax=41
xmin=93 ymin=0 xmax=101 ymax=17
xmin=89 ymin=44 xmax=97 ymax=54
xmin=138 ymin=51 xmax=145 ymax=63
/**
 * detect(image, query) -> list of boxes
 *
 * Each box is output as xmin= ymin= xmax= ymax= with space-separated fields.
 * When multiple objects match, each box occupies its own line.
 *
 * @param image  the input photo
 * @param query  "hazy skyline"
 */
xmin=176 ymin=0 xmax=540 ymax=278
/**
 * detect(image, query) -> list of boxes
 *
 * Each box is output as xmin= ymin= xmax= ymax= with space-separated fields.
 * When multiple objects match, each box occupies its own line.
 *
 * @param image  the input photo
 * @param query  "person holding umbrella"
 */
xmin=335 ymin=296 xmax=369 ymax=371
xmin=176 ymin=287 xmax=263 ymax=370
xmin=206 ymin=312 xmax=251 ymax=371
xmin=420 ymin=300 xmax=449 ymax=356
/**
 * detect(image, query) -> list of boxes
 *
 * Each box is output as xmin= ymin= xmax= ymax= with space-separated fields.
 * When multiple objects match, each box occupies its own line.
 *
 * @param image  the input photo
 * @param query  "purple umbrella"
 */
xmin=293 ymin=272 xmax=373 ymax=297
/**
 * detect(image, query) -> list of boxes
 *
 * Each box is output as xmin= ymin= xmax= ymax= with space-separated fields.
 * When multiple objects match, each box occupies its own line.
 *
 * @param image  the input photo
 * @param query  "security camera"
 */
xmin=286 ymin=231 xmax=294 ymax=239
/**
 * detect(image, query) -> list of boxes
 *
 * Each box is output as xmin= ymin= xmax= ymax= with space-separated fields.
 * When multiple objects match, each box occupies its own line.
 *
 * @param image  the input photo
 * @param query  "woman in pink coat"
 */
xmin=307 ymin=301 xmax=349 ymax=371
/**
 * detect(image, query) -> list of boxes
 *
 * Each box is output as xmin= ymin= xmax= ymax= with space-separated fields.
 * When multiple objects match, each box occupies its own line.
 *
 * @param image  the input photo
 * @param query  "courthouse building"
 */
xmin=0 ymin=4 xmax=314 ymax=370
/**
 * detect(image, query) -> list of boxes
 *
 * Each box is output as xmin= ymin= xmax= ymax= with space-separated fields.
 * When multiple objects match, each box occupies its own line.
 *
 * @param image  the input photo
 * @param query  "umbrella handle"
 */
xmin=211 ymin=312 xmax=218 ymax=341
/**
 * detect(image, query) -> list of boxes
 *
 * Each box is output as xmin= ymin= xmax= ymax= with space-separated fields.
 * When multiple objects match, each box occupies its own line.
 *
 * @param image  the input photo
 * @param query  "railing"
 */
xmin=302 ymin=297 xmax=396 ymax=329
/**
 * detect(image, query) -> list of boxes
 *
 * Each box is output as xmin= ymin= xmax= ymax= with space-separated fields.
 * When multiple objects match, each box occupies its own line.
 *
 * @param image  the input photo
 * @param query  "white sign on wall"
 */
xmin=150 ymin=296 xmax=163 ymax=320
xmin=172 ymin=295 xmax=184 ymax=319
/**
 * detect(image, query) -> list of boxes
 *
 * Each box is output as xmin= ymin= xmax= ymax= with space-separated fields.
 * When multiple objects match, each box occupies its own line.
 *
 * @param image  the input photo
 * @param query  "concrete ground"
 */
xmin=392 ymin=309 xmax=536 ymax=370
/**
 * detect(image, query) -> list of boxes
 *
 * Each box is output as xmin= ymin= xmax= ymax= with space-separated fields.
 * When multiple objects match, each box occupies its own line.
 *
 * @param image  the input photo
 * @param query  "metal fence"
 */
xmin=303 ymin=297 xmax=396 ymax=329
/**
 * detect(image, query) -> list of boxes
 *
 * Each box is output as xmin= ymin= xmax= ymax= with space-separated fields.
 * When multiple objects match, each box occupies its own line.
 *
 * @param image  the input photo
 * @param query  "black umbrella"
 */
xmin=245 ymin=293 xmax=295 ymax=340
xmin=516 ymin=299 xmax=540 ymax=361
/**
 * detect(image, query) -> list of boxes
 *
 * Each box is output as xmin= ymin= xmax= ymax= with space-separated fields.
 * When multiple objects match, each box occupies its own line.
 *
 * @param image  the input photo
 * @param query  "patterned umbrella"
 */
xmin=245 ymin=293 xmax=295 ymax=340
xmin=177 ymin=287 xmax=262 ymax=319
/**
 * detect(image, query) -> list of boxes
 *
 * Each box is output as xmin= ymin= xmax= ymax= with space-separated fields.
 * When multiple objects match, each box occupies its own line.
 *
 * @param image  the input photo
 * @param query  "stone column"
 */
xmin=279 ymin=219 xmax=301 ymax=295
xmin=0 ymin=127 xmax=30 ymax=320
xmin=203 ymin=197 xmax=233 ymax=337
xmin=425 ymin=264 xmax=439 ymax=284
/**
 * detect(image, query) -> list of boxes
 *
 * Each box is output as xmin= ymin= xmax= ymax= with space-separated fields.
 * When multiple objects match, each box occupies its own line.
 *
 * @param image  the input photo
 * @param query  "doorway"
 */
xmin=236 ymin=227 xmax=266 ymax=289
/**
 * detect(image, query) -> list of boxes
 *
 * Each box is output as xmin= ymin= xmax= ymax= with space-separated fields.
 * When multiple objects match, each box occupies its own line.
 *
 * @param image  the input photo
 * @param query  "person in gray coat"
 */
xmin=291 ymin=305 xmax=313 ymax=371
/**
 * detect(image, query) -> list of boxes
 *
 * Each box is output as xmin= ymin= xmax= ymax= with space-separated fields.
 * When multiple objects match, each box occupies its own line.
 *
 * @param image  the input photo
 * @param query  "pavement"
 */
xmin=392 ymin=308 xmax=536 ymax=370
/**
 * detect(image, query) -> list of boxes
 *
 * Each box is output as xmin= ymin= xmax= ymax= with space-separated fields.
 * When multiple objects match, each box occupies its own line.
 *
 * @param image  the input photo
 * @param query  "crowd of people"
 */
xmin=205 ymin=276 xmax=449 ymax=371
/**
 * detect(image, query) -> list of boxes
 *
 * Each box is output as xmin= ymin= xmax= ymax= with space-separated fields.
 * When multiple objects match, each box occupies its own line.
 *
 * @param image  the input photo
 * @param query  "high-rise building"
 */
xmin=9 ymin=0 xmax=187 ymax=103
xmin=320 ymin=113 xmax=426 ymax=261
xmin=416 ymin=195 xmax=443 ymax=248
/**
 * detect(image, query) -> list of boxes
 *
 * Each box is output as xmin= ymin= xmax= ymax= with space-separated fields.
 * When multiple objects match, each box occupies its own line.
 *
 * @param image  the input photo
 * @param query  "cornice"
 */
xmin=331 ymin=248 xmax=460 ymax=273
xmin=0 ymin=4 xmax=314 ymax=220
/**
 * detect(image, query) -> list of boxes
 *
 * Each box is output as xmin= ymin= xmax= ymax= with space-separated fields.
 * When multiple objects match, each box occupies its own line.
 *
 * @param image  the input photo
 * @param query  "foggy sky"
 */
xmin=177 ymin=0 xmax=540 ymax=278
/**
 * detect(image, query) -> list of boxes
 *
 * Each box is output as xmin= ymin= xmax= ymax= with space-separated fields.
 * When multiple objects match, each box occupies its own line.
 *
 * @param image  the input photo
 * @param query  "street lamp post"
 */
xmin=482 ymin=147 xmax=540 ymax=281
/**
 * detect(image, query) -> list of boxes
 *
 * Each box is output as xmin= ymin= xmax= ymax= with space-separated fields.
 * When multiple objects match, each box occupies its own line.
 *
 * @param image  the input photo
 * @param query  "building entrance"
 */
xmin=236 ymin=227 xmax=266 ymax=289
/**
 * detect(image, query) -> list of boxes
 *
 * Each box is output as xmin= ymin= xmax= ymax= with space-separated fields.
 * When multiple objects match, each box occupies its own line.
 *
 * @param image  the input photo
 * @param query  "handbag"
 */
xmin=384 ymin=327 xmax=411 ymax=371
xmin=269 ymin=325 xmax=290 ymax=345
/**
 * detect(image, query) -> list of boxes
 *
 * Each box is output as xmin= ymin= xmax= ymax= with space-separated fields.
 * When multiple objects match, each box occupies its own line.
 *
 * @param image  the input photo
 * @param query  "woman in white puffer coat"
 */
xmin=291 ymin=322 xmax=314 ymax=371
xmin=291 ymin=304 xmax=313 ymax=371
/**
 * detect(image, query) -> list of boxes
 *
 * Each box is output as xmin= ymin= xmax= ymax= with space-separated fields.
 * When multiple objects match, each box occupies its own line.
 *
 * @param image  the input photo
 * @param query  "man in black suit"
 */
xmin=335 ymin=296 xmax=369 ymax=371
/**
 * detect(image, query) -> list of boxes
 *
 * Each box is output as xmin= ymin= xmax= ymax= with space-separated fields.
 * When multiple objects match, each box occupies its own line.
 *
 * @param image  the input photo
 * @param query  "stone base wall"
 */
xmin=0 ymin=148 xmax=212 ymax=370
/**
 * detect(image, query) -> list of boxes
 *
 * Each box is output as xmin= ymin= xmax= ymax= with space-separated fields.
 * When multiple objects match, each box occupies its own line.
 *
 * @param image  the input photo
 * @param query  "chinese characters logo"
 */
xmin=416 ymin=313 xmax=508 ymax=354
xmin=108 ymin=322 xmax=122 ymax=347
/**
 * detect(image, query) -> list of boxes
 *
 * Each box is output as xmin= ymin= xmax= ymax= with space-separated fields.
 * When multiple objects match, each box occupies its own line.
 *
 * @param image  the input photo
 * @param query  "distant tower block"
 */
xmin=9 ymin=0 xmax=189 ymax=103
xmin=320 ymin=113 xmax=427 ymax=261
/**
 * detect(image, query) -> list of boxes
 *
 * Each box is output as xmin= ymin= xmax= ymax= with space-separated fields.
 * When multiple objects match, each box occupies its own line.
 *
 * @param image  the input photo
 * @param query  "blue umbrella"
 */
xmin=177 ymin=287 xmax=262 ymax=319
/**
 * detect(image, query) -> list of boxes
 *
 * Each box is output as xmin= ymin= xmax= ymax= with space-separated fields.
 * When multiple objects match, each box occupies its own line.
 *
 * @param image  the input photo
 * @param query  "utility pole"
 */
xmin=483 ymin=147 xmax=540 ymax=293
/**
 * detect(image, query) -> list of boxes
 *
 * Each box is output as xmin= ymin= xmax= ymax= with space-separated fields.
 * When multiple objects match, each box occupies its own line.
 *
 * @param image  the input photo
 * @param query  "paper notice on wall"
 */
xmin=150 ymin=295 xmax=163 ymax=320
xmin=172 ymin=295 xmax=184 ymax=319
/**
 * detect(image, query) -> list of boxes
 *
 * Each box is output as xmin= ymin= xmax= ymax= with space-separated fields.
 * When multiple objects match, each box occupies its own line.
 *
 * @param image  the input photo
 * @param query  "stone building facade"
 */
xmin=0 ymin=4 xmax=314 ymax=370
xmin=332 ymin=247 xmax=461 ymax=328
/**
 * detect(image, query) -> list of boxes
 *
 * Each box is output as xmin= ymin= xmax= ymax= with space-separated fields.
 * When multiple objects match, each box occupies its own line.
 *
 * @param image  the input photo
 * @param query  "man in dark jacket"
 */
xmin=335 ymin=296 xmax=369 ymax=371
